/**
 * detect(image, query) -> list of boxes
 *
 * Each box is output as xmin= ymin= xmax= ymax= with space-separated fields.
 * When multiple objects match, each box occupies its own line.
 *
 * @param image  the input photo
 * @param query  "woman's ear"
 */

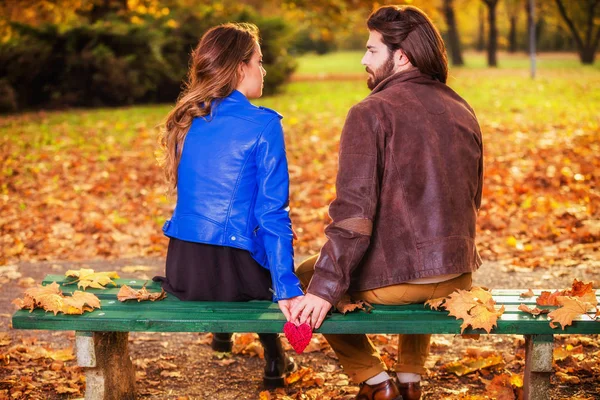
xmin=238 ymin=62 xmax=246 ymax=85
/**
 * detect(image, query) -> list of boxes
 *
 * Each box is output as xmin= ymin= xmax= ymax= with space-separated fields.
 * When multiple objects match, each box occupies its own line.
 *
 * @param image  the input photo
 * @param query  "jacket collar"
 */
xmin=370 ymin=67 xmax=435 ymax=95
xmin=227 ymin=89 xmax=252 ymax=105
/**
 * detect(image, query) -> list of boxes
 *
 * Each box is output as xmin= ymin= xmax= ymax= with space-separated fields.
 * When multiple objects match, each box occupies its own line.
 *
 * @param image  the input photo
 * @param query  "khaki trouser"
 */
xmin=296 ymin=254 xmax=472 ymax=383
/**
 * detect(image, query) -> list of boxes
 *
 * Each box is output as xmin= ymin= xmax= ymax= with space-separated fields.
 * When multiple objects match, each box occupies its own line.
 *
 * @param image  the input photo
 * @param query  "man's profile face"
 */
xmin=361 ymin=30 xmax=396 ymax=90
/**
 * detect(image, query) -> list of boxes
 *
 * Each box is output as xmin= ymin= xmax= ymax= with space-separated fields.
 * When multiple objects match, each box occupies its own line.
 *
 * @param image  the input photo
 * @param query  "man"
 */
xmin=291 ymin=5 xmax=483 ymax=400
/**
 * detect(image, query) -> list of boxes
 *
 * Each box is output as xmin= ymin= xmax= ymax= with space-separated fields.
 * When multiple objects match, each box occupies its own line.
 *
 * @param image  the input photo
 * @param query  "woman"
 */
xmin=153 ymin=22 xmax=303 ymax=388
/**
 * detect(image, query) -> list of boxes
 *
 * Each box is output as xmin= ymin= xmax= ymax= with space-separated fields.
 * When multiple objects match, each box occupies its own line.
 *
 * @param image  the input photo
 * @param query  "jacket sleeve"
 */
xmin=307 ymin=103 xmax=382 ymax=305
xmin=254 ymin=117 xmax=303 ymax=302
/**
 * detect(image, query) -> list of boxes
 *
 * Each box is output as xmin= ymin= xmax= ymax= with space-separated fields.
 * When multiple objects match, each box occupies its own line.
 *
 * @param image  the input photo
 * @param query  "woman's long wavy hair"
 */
xmin=159 ymin=22 xmax=259 ymax=195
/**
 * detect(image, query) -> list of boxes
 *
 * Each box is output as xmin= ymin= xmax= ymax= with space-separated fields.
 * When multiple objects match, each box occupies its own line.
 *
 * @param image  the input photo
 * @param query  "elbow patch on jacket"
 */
xmin=334 ymin=217 xmax=373 ymax=236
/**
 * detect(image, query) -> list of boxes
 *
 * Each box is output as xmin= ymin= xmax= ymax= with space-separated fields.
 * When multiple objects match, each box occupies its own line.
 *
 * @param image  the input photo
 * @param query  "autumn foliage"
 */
xmin=426 ymin=287 xmax=505 ymax=334
xmin=12 ymin=282 xmax=101 ymax=315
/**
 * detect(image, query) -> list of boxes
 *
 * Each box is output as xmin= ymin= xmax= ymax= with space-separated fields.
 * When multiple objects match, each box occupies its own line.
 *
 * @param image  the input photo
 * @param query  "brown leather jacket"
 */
xmin=307 ymin=68 xmax=483 ymax=306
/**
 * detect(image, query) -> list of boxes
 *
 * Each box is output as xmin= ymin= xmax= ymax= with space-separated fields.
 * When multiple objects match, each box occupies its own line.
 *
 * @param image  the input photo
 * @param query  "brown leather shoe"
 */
xmin=398 ymin=381 xmax=422 ymax=400
xmin=355 ymin=379 xmax=402 ymax=400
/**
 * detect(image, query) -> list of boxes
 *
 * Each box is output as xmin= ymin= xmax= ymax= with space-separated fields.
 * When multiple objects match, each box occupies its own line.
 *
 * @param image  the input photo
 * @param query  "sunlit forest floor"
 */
xmin=1 ymin=51 xmax=599 ymax=399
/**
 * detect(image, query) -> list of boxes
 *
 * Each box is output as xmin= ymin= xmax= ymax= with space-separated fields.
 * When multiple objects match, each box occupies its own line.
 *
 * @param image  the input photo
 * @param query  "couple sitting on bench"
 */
xmin=153 ymin=5 xmax=483 ymax=400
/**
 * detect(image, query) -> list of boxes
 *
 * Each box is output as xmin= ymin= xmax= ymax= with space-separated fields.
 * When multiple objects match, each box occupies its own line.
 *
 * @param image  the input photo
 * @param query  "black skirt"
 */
xmin=153 ymin=238 xmax=273 ymax=301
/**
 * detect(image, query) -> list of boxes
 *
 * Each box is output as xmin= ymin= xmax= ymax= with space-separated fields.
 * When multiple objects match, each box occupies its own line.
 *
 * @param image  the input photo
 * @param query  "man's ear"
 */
xmin=395 ymin=49 xmax=410 ymax=70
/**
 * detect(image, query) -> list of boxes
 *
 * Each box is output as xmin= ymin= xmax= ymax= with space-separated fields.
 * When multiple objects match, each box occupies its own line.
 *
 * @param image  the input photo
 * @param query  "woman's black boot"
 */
xmin=258 ymin=333 xmax=296 ymax=389
xmin=211 ymin=332 xmax=233 ymax=352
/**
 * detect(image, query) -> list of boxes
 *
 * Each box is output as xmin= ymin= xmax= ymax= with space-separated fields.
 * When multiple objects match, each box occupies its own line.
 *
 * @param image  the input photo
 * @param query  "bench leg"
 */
xmin=523 ymin=334 xmax=553 ymax=400
xmin=76 ymin=331 xmax=136 ymax=400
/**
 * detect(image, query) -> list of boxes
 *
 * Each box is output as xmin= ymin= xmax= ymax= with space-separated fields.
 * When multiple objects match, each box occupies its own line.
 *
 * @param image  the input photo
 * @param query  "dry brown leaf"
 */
xmin=117 ymin=284 xmax=166 ymax=302
xmin=336 ymin=298 xmax=373 ymax=314
xmin=518 ymin=303 xmax=550 ymax=316
xmin=64 ymin=268 xmax=119 ymax=290
xmin=549 ymin=296 xmax=596 ymax=330
xmin=520 ymin=289 xmax=535 ymax=298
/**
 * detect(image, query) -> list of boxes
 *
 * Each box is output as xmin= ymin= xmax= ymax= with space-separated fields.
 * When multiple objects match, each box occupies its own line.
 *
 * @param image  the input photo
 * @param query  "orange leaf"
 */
xmin=536 ymin=290 xmax=565 ymax=306
xmin=485 ymin=373 xmax=516 ymax=400
xmin=566 ymin=279 xmax=594 ymax=297
xmin=548 ymin=296 xmax=596 ymax=330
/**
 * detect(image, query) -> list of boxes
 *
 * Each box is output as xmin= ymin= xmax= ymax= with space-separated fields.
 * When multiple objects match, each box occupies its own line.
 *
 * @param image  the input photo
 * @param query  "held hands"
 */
xmin=278 ymin=295 xmax=304 ymax=323
xmin=290 ymin=293 xmax=332 ymax=330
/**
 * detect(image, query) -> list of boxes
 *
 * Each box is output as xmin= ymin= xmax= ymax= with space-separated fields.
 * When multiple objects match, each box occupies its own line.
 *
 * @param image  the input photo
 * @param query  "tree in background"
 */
xmin=554 ymin=0 xmax=600 ymax=64
xmin=443 ymin=0 xmax=464 ymax=66
xmin=482 ymin=0 xmax=499 ymax=66
xmin=477 ymin=4 xmax=486 ymax=52
xmin=506 ymin=0 xmax=522 ymax=53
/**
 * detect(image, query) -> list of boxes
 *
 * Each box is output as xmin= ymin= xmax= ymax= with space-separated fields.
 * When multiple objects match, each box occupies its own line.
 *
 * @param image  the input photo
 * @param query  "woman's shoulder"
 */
xmin=217 ymin=99 xmax=283 ymax=128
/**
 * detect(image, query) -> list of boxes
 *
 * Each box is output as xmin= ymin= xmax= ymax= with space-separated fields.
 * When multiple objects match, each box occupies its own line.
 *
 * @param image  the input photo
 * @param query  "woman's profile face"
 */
xmin=239 ymin=43 xmax=266 ymax=99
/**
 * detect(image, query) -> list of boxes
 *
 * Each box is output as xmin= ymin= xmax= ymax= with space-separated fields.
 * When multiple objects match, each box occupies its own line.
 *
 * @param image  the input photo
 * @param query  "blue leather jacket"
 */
xmin=162 ymin=90 xmax=303 ymax=301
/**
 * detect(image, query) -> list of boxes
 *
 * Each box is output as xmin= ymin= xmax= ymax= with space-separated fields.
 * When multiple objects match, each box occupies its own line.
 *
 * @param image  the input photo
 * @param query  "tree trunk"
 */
xmin=483 ymin=0 xmax=499 ymax=67
xmin=509 ymin=15 xmax=518 ymax=53
xmin=554 ymin=0 xmax=600 ymax=66
xmin=478 ymin=5 xmax=486 ymax=51
xmin=443 ymin=0 xmax=464 ymax=66
xmin=581 ymin=48 xmax=596 ymax=64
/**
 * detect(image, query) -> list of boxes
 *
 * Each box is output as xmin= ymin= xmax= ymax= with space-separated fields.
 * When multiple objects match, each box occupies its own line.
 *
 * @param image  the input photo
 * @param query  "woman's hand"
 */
xmin=290 ymin=293 xmax=332 ymax=330
xmin=278 ymin=295 xmax=304 ymax=324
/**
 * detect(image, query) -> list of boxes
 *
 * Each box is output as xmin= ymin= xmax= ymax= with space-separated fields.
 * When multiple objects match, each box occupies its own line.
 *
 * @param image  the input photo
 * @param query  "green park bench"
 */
xmin=11 ymin=275 xmax=600 ymax=400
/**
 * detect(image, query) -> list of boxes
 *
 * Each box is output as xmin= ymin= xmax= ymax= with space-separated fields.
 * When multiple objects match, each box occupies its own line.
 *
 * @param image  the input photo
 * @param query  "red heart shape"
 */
xmin=283 ymin=322 xmax=313 ymax=354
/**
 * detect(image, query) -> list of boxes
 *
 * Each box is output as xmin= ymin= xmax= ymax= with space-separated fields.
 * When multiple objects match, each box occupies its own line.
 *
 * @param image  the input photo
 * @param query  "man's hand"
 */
xmin=278 ymin=295 xmax=304 ymax=324
xmin=290 ymin=293 xmax=332 ymax=330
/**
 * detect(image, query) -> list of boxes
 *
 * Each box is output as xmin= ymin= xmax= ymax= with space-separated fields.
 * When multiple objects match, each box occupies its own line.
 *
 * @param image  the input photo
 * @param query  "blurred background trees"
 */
xmin=0 ymin=0 xmax=598 ymax=112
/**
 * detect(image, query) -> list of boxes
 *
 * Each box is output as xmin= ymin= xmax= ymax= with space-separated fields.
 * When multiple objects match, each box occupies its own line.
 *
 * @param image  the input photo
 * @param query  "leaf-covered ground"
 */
xmin=1 ymin=54 xmax=599 ymax=269
xmin=1 ymin=52 xmax=600 ymax=399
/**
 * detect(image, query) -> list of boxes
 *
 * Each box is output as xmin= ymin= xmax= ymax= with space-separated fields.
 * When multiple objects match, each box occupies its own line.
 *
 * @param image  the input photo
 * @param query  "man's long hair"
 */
xmin=367 ymin=5 xmax=448 ymax=83
xmin=159 ymin=23 xmax=259 ymax=195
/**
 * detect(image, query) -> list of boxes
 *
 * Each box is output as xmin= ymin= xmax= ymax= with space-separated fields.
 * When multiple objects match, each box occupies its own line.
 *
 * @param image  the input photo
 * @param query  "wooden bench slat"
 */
xmin=20 ymin=297 xmax=574 ymax=315
xmin=12 ymin=305 xmax=599 ymax=335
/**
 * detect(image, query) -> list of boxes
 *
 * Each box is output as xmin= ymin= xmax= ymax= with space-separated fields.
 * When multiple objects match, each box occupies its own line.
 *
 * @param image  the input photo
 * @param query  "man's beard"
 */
xmin=366 ymin=54 xmax=396 ymax=90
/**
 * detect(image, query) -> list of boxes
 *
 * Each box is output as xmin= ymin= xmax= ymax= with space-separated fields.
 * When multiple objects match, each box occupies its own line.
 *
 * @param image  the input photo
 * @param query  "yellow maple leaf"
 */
xmin=467 ymin=304 xmax=505 ymax=334
xmin=65 ymin=268 xmax=119 ymax=290
xmin=548 ymin=296 xmax=596 ymax=330
xmin=470 ymin=287 xmax=495 ymax=308
xmin=62 ymin=291 xmax=102 ymax=314
xmin=444 ymin=289 xmax=478 ymax=320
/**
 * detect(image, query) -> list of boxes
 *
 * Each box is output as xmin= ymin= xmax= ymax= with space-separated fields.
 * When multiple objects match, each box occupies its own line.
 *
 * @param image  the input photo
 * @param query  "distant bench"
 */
xmin=12 ymin=274 xmax=600 ymax=400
